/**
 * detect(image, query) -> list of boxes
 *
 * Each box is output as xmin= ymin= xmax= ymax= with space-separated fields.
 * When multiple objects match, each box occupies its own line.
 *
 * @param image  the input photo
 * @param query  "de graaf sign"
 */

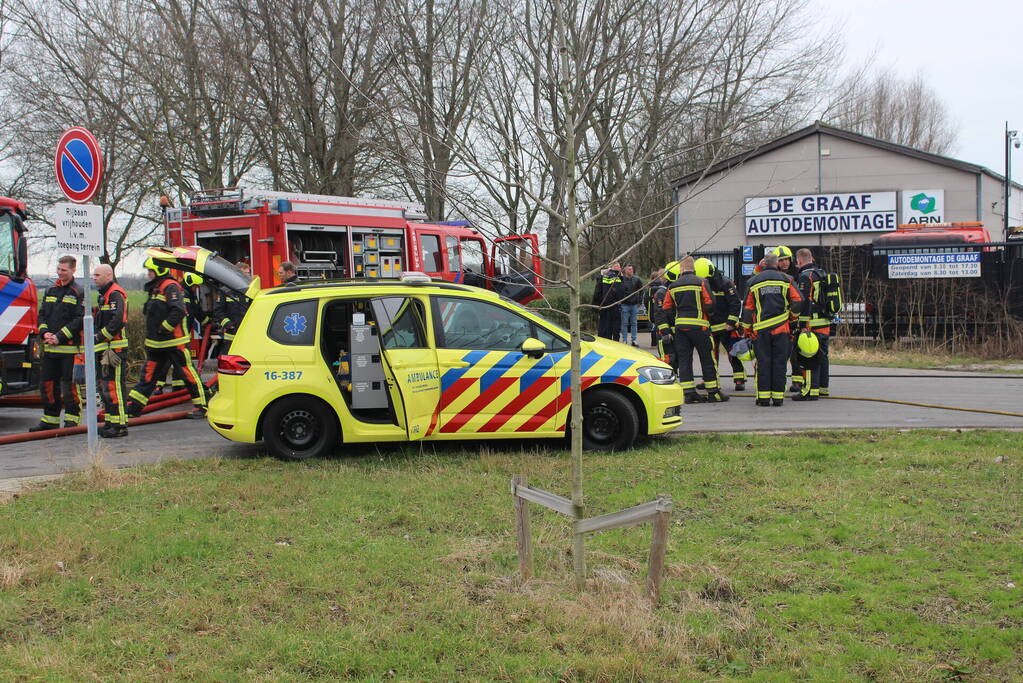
xmin=887 ymin=252 xmax=980 ymax=279
xmin=745 ymin=192 xmax=897 ymax=236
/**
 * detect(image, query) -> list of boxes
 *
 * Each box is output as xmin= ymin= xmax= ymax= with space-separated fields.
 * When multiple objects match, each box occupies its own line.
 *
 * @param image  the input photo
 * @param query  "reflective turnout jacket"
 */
xmin=707 ymin=273 xmax=741 ymax=332
xmin=94 ymin=281 xmax=129 ymax=352
xmin=741 ymin=267 xmax=802 ymax=335
xmin=661 ymin=272 xmax=713 ymax=330
xmin=143 ymin=275 xmax=189 ymax=349
xmin=38 ymin=279 xmax=84 ymax=354
xmin=796 ymin=263 xmax=831 ymax=332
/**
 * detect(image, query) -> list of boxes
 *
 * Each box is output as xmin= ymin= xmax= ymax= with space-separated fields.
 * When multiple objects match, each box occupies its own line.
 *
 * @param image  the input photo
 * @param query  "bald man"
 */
xmin=91 ymin=263 xmax=130 ymax=437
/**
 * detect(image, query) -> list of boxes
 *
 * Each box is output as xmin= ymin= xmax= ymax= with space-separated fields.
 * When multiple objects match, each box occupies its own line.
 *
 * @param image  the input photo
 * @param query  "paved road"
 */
xmin=2 ymin=363 xmax=1021 ymax=483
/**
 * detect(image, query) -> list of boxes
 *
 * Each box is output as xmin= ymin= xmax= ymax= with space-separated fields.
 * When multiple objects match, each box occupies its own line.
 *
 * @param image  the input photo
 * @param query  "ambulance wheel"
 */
xmin=263 ymin=397 xmax=338 ymax=460
xmin=581 ymin=389 xmax=639 ymax=452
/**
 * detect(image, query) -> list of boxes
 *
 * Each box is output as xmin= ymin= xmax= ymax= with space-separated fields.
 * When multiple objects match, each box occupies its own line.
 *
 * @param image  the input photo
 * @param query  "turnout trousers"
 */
xmin=597 ymin=307 xmax=622 ymax=341
xmin=97 ymin=350 xmax=128 ymax=426
xmin=754 ymin=331 xmax=790 ymax=402
xmin=674 ymin=327 xmax=718 ymax=394
xmin=800 ymin=331 xmax=830 ymax=397
xmin=711 ymin=329 xmax=746 ymax=384
xmin=40 ymin=352 xmax=80 ymax=427
xmin=127 ymin=345 xmax=206 ymax=414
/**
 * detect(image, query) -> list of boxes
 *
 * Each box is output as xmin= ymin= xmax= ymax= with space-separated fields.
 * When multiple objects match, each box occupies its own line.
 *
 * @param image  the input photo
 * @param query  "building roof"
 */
xmin=670 ymin=122 xmax=1023 ymax=191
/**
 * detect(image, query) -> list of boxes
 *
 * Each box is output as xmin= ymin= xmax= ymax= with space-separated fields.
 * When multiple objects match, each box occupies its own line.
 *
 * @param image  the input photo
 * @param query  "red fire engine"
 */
xmin=0 ymin=196 xmax=39 ymax=396
xmin=163 ymin=188 xmax=542 ymax=303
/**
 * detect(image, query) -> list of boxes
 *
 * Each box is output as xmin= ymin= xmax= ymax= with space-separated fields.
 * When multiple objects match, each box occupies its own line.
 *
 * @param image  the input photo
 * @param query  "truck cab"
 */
xmin=0 ymin=196 xmax=39 ymax=396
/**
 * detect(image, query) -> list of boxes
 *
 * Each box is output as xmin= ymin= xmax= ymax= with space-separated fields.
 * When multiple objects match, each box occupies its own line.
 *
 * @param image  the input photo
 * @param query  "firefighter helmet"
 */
xmin=663 ymin=260 xmax=681 ymax=282
xmin=729 ymin=337 xmax=754 ymax=362
xmin=144 ymin=257 xmax=169 ymax=277
xmin=796 ymin=331 xmax=820 ymax=358
xmin=183 ymin=272 xmax=204 ymax=287
xmin=771 ymin=245 xmax=793 ymax=261
xmin=693 ymin=257 xmax=715 ymax=280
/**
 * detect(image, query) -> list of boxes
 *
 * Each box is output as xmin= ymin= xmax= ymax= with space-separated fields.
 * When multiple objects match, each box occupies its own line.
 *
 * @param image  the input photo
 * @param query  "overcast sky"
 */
xmin=826 ymin=0 xmax=1021 ymax=173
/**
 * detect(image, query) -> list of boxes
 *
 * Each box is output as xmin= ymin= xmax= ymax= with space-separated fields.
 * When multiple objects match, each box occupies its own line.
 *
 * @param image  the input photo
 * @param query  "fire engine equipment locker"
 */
xmin=349 ymin=323 xmax=388 ymax=409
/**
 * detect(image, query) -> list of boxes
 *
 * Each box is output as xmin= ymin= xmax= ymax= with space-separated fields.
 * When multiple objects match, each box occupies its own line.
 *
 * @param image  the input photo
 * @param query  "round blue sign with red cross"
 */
xmin=54 ymin=127 xmax=103 ymax=204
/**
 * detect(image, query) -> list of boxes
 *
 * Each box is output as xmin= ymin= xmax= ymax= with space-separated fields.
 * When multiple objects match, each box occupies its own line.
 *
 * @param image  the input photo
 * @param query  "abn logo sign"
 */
xmin=902 ymin=189 xmax=944 ymax=224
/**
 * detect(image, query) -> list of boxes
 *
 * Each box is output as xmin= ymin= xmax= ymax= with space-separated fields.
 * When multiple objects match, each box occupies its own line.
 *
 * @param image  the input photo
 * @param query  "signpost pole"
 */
xmin=82 ymin=255 xmax=98 ymax=451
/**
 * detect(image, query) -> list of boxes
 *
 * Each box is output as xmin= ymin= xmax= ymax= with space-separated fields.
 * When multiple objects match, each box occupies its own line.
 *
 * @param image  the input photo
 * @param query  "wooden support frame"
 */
xmin=511 ymin=476 xmax=674 ymax=603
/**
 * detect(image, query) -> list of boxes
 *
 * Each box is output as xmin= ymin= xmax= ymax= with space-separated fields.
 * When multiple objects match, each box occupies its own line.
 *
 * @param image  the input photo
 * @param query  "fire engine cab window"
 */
xmin=0 ymin=215 xmax=15 ymax=273
xmin=421 ymin=234 xmax=442 ymax=272
xmin=460 ymin=239 xmax=484 ymax=272
xmin=434 ymin=296 xmax=533 ymax=351
xmin=446 ymin=236 xmax=461 ymax=271
xmin=371 ymin=297 xmax=427 ymax=349
xmin=268 ymin=299 xmax=318 ymax=345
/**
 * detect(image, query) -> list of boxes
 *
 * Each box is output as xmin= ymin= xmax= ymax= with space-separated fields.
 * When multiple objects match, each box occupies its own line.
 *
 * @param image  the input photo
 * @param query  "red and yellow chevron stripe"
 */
xmin=426 ymin=349 xmax=638 ymax=437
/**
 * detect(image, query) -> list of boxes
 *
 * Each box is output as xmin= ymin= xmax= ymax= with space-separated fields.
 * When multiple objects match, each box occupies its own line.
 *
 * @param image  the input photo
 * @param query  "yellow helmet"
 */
xmin=772 ymin=245 xmax=793 ymax=260
xmin=693 ymin=257 xmax=715 ymax=280
xmin=183 ymin=272 xmax=204 ymax=287
xmin=144 ymin=257 xmax=169 ymax=277
xmin=663 ymin=260 xmax=681 ymax=282
xmin=797 ymin=331 xmax=820 ymax=358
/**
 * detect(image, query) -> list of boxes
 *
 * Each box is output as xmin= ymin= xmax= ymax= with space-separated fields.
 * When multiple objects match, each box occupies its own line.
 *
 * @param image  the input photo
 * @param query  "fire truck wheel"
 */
xmin=580 ymin=389 xmax=639 ymax=452
xmin=263 ymin=396 xmax=339 ymax=460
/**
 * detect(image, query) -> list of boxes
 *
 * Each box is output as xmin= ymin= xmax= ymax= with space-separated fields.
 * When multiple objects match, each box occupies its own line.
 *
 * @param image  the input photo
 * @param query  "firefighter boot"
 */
xmin=755 ymin=399 xmax=771 ymax=407
xmin=707 ymin=390 xmax=730 ymax=402
xmin=187 ymin=407 xmax=207 ymax=420
xmin=684 ymin=392 xmax=707 ymax=404
xmin=99 ymin=423 xmax=128 ymax=438
xmin=791 ymin=391 xmax=814 ymax=402
xmin=771 ymin=398 xmax=784 ymax=407
xmin=28 ymin=422 xmax=59 ymax=432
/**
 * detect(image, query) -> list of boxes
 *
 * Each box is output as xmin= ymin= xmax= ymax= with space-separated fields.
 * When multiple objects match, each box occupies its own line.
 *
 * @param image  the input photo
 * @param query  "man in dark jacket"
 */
xmin=278 ymin=261 xmax=299 ymax=284
xmin=740 ymin=253 xmax=803 ymax=407
xmin=125 ymin=258 xmax=207 ymax=419
xmin=30 ymin=255 xmax=83 ymax=431
xmin=660 ymin=257 xmax=729 ymax=403
xmin=618 ymin=264 xmax=643 ymax=346
xmin=91 ymin=264 xmax=129 ymax=437
xmin=592 ymin=262 xmax=624 ymax=340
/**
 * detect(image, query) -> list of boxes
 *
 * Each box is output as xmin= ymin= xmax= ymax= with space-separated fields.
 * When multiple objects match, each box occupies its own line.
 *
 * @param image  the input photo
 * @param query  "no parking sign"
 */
xmin=54 ymin=127 xmax=103 ymax=204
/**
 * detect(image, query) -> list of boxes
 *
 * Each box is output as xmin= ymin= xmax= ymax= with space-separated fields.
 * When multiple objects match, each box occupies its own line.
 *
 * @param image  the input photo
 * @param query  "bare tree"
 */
xmin=825 ymin=69 xmax=958 ymax=155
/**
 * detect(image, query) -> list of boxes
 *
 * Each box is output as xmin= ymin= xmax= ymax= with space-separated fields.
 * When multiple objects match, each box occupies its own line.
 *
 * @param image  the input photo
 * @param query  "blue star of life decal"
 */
xmin=283 ymin=312 xmax=307 ymax=336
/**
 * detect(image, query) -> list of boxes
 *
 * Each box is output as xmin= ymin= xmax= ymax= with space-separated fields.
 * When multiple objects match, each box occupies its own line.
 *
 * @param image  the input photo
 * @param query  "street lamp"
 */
xmin=1007 ymin=123 xmax=1020 ymax=241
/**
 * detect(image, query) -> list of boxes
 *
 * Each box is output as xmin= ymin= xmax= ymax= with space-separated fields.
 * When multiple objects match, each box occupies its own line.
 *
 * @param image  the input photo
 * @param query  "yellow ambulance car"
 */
xmin=147 ymin=247 xmax=683 ymax=460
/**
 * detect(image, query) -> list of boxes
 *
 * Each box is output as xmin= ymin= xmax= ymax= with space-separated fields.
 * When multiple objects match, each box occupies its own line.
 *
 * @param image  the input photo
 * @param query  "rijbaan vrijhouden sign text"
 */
xmin=744 ymin=192 xmax=897 ymax=236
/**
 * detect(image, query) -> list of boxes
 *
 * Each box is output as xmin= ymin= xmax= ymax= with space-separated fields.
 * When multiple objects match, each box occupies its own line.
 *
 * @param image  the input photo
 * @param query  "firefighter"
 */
xmin=592 ymin=262 xmax=624 ymax=340
xmin=29 ymin=255 xmax=83 ymax=431
xmin=694 ymin=257 xmax=747 ymax=392
xmin=791 ymin=331 xmax=822 ymax=402
xmin=647 ymin=268 xmax=667 ymax=348
xmin=661 ymin=257 xmax=728 ymax=403
xmin=125 ymin=258 xmax=207 ymax=419
xmin=793 ymin=248 xmax=831 ymax=399
xmin=740 ymin=252 xmax=802 ymax=407
xmin=278 ymin=261 xmax=299 ymax=284
xmin=91 ymin=264 xmax=129 ymax=437
xmin=214 ymin=286 xmax=248 ymax=355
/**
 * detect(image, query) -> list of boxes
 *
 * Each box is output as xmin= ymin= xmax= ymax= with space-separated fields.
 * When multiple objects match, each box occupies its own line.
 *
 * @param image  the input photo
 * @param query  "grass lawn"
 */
xmin=1 ymin=431 xmax=1020 ymax=680
xmin=829 ymin=344 xmax=1023 ymax=373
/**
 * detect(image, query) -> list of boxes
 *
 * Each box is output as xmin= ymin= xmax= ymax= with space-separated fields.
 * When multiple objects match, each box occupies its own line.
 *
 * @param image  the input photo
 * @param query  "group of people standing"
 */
xmin=30 ymin=255 xmax=248 ymax=437
xmin=593 ymin=246 xmax=835 ymax=407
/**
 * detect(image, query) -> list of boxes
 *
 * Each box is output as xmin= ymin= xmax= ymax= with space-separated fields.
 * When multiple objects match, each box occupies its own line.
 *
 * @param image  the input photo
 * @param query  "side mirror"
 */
xmin=520 ymin=337 xmax=546 ymax=359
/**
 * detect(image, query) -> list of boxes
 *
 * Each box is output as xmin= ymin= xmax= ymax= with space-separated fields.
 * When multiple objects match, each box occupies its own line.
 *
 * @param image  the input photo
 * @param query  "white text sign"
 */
xmin=745 ymin=192 xmax=897 ymax=236
xmin=55 ymin=202 xmax=103 ymax=256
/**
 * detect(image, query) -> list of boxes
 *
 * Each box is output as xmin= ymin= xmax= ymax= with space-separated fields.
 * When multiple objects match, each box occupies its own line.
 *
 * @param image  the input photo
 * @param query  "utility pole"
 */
xmin=1006 ymin=123 xmax=1019 ymax=242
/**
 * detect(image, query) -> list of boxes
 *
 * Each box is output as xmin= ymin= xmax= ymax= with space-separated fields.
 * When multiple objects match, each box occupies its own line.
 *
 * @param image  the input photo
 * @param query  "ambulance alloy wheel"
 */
xmin=581 ymin=389 xmax=639 ymax=452
xmin=263 ymin=396 xmax=338 ymax=460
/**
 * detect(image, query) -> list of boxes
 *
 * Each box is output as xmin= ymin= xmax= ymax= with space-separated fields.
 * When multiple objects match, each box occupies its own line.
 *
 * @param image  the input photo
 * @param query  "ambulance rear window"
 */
xmin=268 ymin=299 xmax=318 ymax=345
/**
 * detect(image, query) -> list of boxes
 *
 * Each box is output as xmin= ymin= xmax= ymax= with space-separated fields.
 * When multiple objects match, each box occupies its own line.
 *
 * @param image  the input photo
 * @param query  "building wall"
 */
xmin=674 ymin=131 xmax=993 ymax=255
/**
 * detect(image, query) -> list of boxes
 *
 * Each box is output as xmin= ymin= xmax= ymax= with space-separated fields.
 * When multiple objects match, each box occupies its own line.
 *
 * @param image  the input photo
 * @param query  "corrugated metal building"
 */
xmin=670 ymin=122 xmax=1023 ymax=278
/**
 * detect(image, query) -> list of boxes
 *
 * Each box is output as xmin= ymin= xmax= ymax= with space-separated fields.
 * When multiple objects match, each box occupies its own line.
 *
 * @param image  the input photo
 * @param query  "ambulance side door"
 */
xmin=371 ymin=296 xmax=439 ymax=440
